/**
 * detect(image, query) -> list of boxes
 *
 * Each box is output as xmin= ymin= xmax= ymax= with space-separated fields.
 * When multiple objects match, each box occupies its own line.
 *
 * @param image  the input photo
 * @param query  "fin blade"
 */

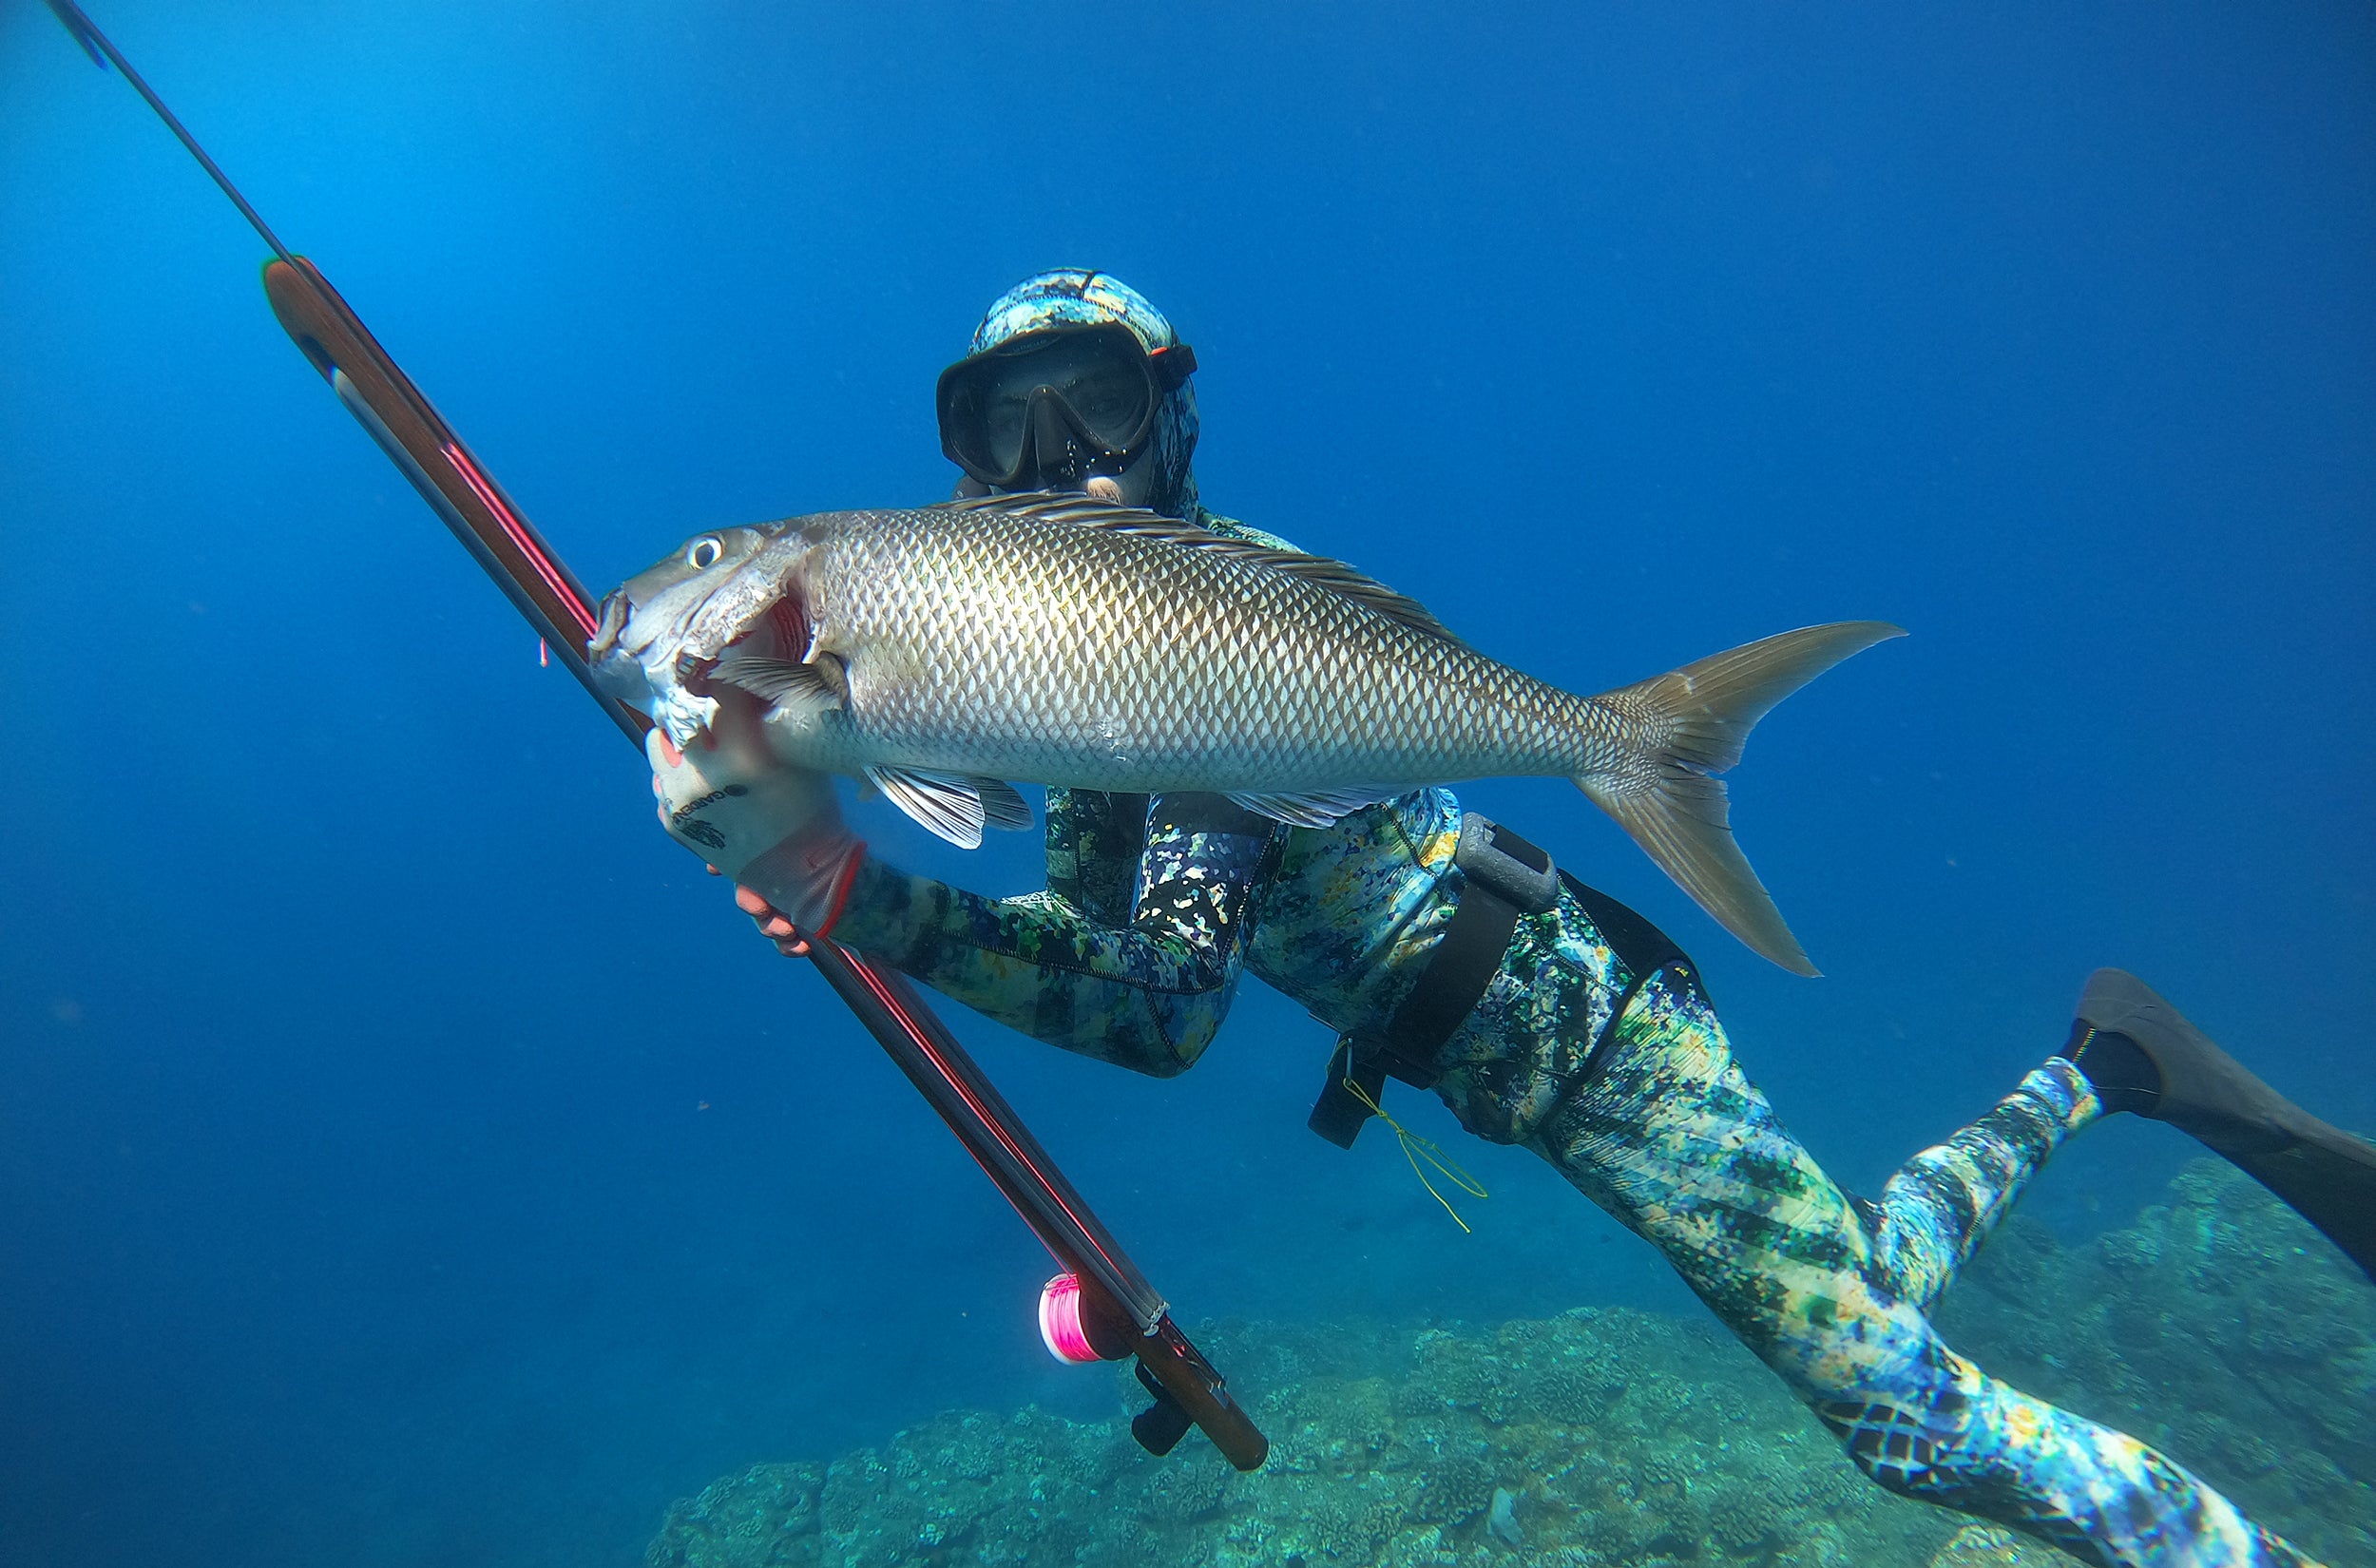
xmin=1581 ymin=621 xmax=1906 ymax=976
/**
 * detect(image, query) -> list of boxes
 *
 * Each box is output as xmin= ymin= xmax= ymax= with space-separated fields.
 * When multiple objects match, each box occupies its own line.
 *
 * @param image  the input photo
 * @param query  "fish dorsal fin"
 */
xmin=936 ymin=490 xmax=1152 ymax=526
xmin=940 ymin=491 xmax=1469 ymax=647
xmin=865 ymin=764 xmax=1034 ymax=849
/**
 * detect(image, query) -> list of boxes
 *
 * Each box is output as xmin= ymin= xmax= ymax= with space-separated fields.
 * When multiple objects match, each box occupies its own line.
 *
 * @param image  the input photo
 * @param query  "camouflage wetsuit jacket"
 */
xmin=830 ymin=514 xmax=2324 ymax=1568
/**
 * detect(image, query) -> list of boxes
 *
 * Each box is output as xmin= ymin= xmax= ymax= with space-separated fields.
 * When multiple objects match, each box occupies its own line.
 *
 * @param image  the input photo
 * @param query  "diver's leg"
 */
xmin=2065 ymin=968 xmax=2376 ymax=1281
xmin=1513 ymin=970 xmax=2323 ymax=1568
xmin=1864 ymin=1058 xmax=2099 ymax=1311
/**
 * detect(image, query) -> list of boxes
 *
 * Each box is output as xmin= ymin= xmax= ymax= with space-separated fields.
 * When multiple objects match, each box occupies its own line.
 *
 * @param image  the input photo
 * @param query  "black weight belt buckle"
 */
xmin=1308 ymin=813 xmax=1556 ymax=1149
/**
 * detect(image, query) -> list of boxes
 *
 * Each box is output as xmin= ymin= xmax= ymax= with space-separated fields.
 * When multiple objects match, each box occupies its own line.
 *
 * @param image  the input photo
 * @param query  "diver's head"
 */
xmin=935 ymin=269 xmax=1201 ymax=519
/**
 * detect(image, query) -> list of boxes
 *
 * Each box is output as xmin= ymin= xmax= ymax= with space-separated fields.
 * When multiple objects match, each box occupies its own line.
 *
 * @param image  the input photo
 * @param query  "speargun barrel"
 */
xmin=46 ymin=0 xmax=1266 ymax=1472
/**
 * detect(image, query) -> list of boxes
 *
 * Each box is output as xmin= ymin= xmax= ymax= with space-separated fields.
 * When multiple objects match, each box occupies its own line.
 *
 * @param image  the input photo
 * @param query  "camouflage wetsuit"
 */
xmin=830 ymin=511 xmax=2323 ymax=1568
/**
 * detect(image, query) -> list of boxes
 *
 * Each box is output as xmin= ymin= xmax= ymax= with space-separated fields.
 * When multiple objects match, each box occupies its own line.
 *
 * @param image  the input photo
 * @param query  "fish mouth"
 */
xmin=674 ymin=651 xmax=721 ymax=700
xmin=587 ymin=590 xmax=630 ymax=660
xmin=589 ymin=571 xmax=805 ymax=745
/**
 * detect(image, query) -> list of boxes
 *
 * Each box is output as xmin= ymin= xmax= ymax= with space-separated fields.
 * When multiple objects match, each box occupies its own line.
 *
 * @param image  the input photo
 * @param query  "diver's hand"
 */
xmin=733 ymin=883 xmax=814 ymax=956
xmin=646 ymin=723 xmax=865 ymax=940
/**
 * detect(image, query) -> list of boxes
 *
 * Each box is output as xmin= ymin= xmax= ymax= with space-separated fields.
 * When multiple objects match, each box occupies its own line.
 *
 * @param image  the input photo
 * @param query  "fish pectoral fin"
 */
xmin=866 ymin=766 xmax=1034 ymax=849
xmin=1225 ymin=787 xmax=1397 ymax=829
xmin=712 ymin=649 xmax=843 ymax=719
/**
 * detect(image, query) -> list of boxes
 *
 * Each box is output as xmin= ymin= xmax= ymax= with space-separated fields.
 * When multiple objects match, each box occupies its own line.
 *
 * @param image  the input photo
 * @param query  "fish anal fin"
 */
xmin=1225 ymin=786 xmax=1396 ymax=830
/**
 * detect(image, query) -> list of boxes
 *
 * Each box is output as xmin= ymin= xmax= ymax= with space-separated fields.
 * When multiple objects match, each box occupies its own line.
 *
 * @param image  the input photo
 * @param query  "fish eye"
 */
xmin=685 ymin=535 xmax=725 ymax=570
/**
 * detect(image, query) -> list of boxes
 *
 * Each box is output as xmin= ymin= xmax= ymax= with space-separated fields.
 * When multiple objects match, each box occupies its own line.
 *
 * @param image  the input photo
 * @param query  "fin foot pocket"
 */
xmin=2072 ymin=967 xmax=2376 ymax=1282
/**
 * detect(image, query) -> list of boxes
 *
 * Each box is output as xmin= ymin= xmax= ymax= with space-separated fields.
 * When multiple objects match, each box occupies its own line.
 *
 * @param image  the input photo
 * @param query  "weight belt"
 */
xmin=1307 ymin=813 xmax=1691 ymax=1148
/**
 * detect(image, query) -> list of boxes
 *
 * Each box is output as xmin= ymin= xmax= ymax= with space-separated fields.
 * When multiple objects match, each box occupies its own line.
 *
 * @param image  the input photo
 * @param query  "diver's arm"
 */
xmin=818 ymin=795 xmax=1282 ymax=1078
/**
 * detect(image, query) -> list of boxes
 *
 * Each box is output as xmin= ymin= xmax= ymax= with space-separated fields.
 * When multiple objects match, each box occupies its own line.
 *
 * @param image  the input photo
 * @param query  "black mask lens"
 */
xmin=937 ymin=323 xmax=1175 ymax=489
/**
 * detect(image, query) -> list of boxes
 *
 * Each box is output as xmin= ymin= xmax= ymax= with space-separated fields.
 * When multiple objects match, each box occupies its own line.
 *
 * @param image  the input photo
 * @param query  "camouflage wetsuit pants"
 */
xmin=1504 ymin=961 xmax=2318 ymax=1567
xmin=831 ymin=748 xmax=2320 ymax=1566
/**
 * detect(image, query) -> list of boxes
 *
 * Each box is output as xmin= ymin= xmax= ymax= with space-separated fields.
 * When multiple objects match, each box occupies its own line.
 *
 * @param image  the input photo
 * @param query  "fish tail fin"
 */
xmin=1575 ymin=621 xmax=1905 ymax=976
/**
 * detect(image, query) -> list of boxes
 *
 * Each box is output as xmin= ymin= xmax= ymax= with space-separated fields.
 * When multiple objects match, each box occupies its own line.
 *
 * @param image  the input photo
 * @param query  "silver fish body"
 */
xmin=593 ymin=494 xmax=1899 ymax=973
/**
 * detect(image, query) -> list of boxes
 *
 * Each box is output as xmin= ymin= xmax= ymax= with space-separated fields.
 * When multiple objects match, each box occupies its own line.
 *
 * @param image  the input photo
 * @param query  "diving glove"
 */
xmin=646 ymin=723 xmax=864 ymax=940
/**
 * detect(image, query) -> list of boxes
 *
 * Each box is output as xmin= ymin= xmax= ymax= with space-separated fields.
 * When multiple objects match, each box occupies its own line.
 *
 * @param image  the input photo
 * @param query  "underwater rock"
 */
xmin=651 ymin=1307 xmax=1953 ymax=1567
xmin=651 ymin=1162 xmax=2373 ymax=1568
xmin=1925 ymin=1523 xmax=2063 ymax=1568
xmin=1484 ymin=1485 xmax=1522 ymax=1547
xmin=648 ymin=1462 xmax=824 ymax=1568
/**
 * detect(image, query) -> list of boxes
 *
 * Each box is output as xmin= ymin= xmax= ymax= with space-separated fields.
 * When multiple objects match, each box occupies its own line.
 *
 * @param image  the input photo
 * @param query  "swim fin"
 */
xmin=2067 ymin=968 xmax=2376 ymax=1283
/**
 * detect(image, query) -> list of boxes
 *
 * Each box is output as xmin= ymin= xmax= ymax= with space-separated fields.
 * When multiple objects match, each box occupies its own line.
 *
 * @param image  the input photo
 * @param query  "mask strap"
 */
xmin=1149 ymin=343 xmax=1198 ymax=391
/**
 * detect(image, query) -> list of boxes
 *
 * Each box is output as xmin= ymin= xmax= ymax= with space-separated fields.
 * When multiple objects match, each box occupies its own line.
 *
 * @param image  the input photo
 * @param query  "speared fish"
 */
xmin=592 ymin=493 xmax=1901 ymax=974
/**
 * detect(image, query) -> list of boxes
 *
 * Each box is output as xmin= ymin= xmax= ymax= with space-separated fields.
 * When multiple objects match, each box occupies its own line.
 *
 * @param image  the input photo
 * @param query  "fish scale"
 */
xmin=813 ymin=511 xmax=1577 ymax=789
xmin=592 ymin=493 xmax=1902 ymax=974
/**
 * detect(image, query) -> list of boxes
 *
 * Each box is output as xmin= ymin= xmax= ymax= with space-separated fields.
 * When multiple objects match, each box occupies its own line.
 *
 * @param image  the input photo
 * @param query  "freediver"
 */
xmin=653 ymin=269 xmax=2376 ymax=1567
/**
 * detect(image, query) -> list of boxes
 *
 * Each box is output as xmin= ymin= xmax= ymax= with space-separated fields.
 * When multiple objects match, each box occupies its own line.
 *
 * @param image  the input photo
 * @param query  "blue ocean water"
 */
xmin=2 ymin=3 xmax=2369 ymax=1564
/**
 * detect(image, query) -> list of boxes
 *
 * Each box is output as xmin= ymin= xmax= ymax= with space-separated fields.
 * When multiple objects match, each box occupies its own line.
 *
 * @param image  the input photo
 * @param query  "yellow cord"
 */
xmin=1342 ymin=1076 xmax=1490 ymax=1233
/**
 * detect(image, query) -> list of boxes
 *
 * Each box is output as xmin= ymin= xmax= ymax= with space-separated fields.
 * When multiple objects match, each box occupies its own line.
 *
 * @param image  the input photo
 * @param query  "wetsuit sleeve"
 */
xmin=826 ymin=794 xmax=1283 ymax=1077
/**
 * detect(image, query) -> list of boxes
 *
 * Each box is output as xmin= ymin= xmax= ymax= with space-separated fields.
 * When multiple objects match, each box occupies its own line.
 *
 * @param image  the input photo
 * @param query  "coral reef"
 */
xmin=1926 ymin=1524 xmax=2063 ymax=1568
xmin=649 ymin=1163 xmax=2373 ymax=1568
xmin=649 ymin=1309 xmax=1947 ymax=1568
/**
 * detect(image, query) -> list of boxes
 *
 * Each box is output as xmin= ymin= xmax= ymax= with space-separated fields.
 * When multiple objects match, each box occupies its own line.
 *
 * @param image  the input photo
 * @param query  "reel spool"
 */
xmin=1038 ymin=1272 xmax=1129 ymax=1365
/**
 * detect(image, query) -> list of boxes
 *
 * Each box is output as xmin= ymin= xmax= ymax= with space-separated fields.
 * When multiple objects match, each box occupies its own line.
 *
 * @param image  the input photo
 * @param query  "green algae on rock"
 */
xmin=650 ymin=1162 xmax=2373 ymax=1568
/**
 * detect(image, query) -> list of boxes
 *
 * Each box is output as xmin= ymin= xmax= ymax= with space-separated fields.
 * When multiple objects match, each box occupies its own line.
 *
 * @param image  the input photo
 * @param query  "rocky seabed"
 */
xmin=649 ymin=1164 xmax=2375 ymax=1568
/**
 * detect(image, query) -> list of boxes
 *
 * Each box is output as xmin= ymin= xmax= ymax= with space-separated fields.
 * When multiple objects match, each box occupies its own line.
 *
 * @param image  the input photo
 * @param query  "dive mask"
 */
xmin=935 ymin=321 xmax=1197 ymax=490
